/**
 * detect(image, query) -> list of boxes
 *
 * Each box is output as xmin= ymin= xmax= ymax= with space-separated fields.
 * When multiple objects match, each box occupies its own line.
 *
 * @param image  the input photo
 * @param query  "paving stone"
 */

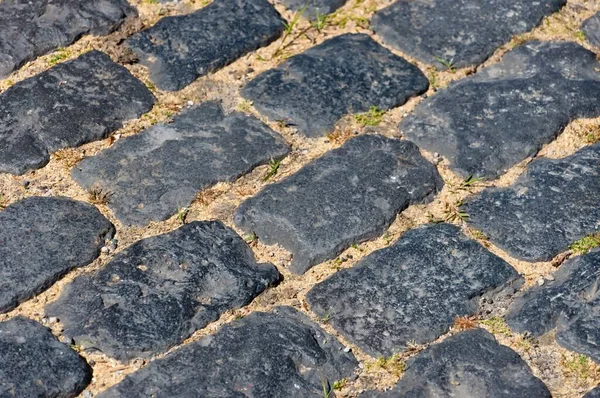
xmin=46 ymin=221 xmax=281 ymax=361
xmin=464 ymin=143 xmax=600 ymax=262
xmin=281 ymin=0 xmax=347 ymax=19
xmin=72 ymin=102 xmax=290 ymax=226
xmin=306 ymin=223 xmax=520 ymax=357
xmin=400 ymin=41 xmax=600 ymax=179
xmin=242 ymin=33 xmax=429 ymax=137
xmin=371 ymin=0 xmax=565 ymax=68
xmin=0 ymin=196 xmax=114 ymax=314
xmin=98 ymin=307 xmax=357 ymax=397
xmin=234 ymin=135 xmax=442 ymax=274
xmin=583 ymin=12 xmax=600 ymax=47
xmin=360 ymin=329 xmax=550 ymax=398
xmin=0 ymin=50 xmax=155 ymax=175
xmin=506 ymin=249 xmax=600 ymax=362
xmin=125 ymin=0 xmax=284 ymax=91
xmin=0 ymin=316 xmax=92 ymax=398
xmin=0 ymin=0 xmax=135 ymax=78
xmin=585 ymin=385 xmax=600 ymax=398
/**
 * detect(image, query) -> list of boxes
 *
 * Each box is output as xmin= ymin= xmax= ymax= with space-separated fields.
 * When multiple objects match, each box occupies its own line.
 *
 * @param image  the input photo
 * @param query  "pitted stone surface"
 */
xmin=585 ymin=386 xmax=600 ymax=398
xmin=72 ymin=101 xmax=290 ymax=226
xmin=125 ymin=0 xmax=284 ymax=91
xmin=583 ymin=12 xmax=600 ymax=47
xmin=400 ymin=41 xmax=600 ymax=179
xmin=371 ymin=0 xmax=565 ymax=68
xmin=506 ymin=250 xmax=600 ymax=362
xmin=242 ymin=33 xmax=429 ymax=137
xmin=360 ymin=329 xmax=550 ymax=398
xmin=465 ymin=143 xmax=600 ymax=262
xmin=234 ymin=135 xmax=442 ymax=274
xmin=46 ymin=221 xmax=281 ymax=361
xmin=98 ymin=307 xmax=357 ymax=397
xmin=0 ymin=196 xmax=114 ymax=314
xmin=306 ymin=223 xmax=520 ymax=356
xmin=0 ymin=50 xmax=155 ymax=175
xmin=0 ymin=316 xmax=92 ymax=398
xmin=281 ymin=0 xmax=347 ymax=19
xmin=0 ymin=0 xmax=136 ymax=78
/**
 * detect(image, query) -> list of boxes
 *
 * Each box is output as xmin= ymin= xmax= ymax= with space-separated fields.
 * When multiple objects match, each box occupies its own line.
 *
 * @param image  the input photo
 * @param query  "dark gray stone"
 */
xmin=0 ymin=0 xmax=136 ymax=78
xmin=124 ymin=0 xmax=284 ymax=91
xmin=585 ymin=386 xmax=600 ymax=398
xmin=234 ymin=135 xmax=442 ymax=274
xmin=306 ymin=223 xmax=520 ymax=357
xmin=242 ymin=33 xmax=429 ymax=137
xmin=98 ymin=307 xmax=357 ymax=397
xmin=281 ymin=0 xmax=347 ymax=19
xmin=0 ymin=196 xmax=114 ymax=313
xmin=506 ymin=249 xmax=600 ymax=362
xmin=0 ymin=316 xmax=92 ymax=398
xmin=400 ymin=41 xmax=600 ymax=179
xmin=360 ymin=329 xmax=550 ymax=398
xmin=72 ymin=101 xmax=290 ymax=226
xmin=0 ymin=50 xmax=155 ymax=175
xmin=583 ymin=12 xmax=600 ymax=47
xmin=46 ymin=221 xmax=281 ymax=361
xmin=371 ymin=0 xmax=565 ymax=68
xmin=464 ymin=143 xmax=600 ymax=262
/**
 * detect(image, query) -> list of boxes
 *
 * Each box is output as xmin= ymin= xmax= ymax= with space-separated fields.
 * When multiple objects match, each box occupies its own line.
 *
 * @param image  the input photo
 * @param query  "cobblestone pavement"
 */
xmin=1 ymin=0 xmax=600 ymax=397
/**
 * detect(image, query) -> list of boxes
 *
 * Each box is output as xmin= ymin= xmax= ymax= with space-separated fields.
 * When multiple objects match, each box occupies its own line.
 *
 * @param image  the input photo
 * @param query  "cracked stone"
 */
xmin=506 ymin=249 xmax=600 ymax=362
xmin=0 ymin=50 xmax=155 ymax=175
xmin=46 ymin=221 xmax=281 ymax=361
xmin=0 ymin=316 xmax=92 ymax=398
xmin=400 ymin=41 xmax=600 ymax=179
xmin=125 ymin=0 xmax=284 ymax=91
xmin=0 ymin=196 xmax=114 ymax=313
xmin=371 ymin=0 xmax=565 ymax=68
xmin=0 ymin=0 xmax=136 ymax=78
xmin=234 ymin=134 xmax=442 ymax=274
xmin=306 ymin=223 xmax=521 ymax=357
xmin=242 ymin=33 xmax=428 ymax=137
xmin=360 ymin=329 xmax=550 ymax=398
xmin=464 ymin=143 xmax=600 ymax=262
xmin=98 ymin=307 xmax=357 ymax=397
xmin=583 ymin=12 xmax=600 ymax=47
xmin=72 ymin=101 xmax=290 ymax=226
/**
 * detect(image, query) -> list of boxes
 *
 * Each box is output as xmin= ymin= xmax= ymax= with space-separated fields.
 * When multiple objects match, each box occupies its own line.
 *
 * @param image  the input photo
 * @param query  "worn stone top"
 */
xmin=0 ymin=50 xmax=155 ymax=175
xmin=280 ymin=0 xmax=347 ymax=19
xmin=401 ymin=41 xmax=600 ymax=179
xmin=125 ymin=0 xmax=284 ymax=91
xmin=0 ymin=0 xmax=136 ymax=78
xmin=583 ymin=12 xmax=600 ymax=47
xmin=372 ymin=0 xmax=565 ymax=68
xmin=242 ymin=33 xmax=429 ymax=137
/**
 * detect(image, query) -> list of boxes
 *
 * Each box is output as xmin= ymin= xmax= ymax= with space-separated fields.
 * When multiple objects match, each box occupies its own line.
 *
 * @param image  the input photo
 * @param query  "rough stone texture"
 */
xmin=234 ymin=135 xmax=442 ymax=274
xmin=506 ymin=249 xmax=600 ymax=362
xmin=242 ymin=33 xmax=429 ymax=137
xmin=0 ymin=0 xmax=136 ymax=78
xmin=0 ymin=196 xmax=114 ymax=314
xmin=0 ymin=316 xmax=92 ymax=398
xmin=46 ymin=221 xmax=281 ymax=361
xmin=306 ymin=223 xmax=520 ymax=357
xmin=360 ymin=329 xmax=550 ymax=398
xmin=464 ymin=143 xmax=600 ymax=262
xmin=400 ymin=41 xmax=600 ymax=179
xmin=583 ymin=12 xmax=600 ymax=47
xmin=281 ymin=0 xmax=347 ymax=19
xmin=0 ymin=50 xmax=155 ymax=175
xmin=72 ymin=101 xmax=290 ymax=226
xmin=98 ymin=307 xmax=357 ymax=397
xmin=371 ymin=0 xmax=565 ymax=68
xmin=125 ymin=0 xmax=284 ymax=91
xmin=585 ymin=386 xmax=600 ymax=398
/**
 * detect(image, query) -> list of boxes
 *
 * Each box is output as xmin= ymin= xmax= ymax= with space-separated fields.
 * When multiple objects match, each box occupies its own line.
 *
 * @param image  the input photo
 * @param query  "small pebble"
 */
xmin=537 ymin=278 xmax=545 ymax=286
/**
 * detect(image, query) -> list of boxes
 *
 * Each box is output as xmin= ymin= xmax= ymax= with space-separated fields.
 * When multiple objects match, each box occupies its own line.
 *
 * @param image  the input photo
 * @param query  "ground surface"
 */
xmin=1 ymin=0 xmax=600 ymax=397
